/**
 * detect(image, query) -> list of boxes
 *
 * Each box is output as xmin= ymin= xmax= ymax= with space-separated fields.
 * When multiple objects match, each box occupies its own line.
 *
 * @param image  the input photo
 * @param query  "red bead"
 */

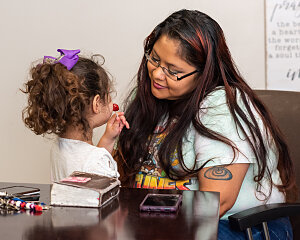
xmin=34 ymin=205 xmax=43 ymax=212
xmin=113 ymin=103 xmax=119 ymax=111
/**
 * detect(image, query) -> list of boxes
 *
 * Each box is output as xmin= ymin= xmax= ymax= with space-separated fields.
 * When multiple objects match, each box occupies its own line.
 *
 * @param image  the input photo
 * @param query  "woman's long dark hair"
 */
xmin=115 ymin=9 xmax=297 ymax=201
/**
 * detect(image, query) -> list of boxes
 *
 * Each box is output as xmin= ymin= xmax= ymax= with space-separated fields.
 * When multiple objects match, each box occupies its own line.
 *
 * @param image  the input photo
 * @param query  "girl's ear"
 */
xmin=92 ymin=94 xmax=101 ymax=114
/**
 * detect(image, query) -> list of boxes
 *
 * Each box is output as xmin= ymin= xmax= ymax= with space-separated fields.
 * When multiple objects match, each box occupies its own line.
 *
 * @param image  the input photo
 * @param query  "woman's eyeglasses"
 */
xmin=145 ymin=53 xmax=199 ymax=81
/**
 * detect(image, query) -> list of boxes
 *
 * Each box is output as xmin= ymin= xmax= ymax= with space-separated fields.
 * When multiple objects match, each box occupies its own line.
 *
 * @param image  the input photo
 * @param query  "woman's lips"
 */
xmin=153 ymin=81 xmax=168 ymax=89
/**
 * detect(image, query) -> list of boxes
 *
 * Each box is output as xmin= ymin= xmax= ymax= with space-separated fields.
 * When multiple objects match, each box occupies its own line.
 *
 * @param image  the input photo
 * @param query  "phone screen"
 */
xmin=140 ymin=194 xmax=182 ymax=212
xmin=143 ymin=194 xmax=181 ymax=207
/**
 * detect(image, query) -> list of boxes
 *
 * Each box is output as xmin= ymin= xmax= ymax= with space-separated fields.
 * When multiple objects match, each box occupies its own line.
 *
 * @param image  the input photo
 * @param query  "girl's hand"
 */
xmin=105 ymin=112 xmax=130 ymax=139
xmin=97 ymin=112 xmax=130 ymax=153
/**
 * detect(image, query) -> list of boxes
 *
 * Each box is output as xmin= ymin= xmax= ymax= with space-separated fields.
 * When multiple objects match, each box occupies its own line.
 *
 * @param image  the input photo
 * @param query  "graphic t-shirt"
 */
xmin=133 ymin=120 xmax=200 ymax=191
xmin=133 ymin=87 xmax=285 ymax=220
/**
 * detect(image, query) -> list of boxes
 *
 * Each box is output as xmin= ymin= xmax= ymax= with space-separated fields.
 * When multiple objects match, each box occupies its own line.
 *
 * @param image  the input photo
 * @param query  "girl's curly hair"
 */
xmin=22 ymin=56 xmax=113 ymax=137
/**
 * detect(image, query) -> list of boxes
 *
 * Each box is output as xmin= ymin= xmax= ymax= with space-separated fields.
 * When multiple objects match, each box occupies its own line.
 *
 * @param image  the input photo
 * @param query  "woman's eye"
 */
xmin=151 ymin=56 xmax=160 ymax=63
xmin=168 ymin=69 xmax=179 ymax=76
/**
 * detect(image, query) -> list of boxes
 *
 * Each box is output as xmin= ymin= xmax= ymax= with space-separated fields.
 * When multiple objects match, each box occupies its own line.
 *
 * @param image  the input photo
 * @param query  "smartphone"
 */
xmin=139 ymin=193 xmax=182 ymax=213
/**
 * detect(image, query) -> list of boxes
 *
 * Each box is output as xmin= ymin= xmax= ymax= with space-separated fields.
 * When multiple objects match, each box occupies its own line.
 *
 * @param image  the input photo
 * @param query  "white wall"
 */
xmin=0 ymin=0 xmax=265 ymax=184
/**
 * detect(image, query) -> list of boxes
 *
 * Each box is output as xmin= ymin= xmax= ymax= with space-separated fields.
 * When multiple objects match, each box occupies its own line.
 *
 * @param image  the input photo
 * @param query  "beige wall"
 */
xmin=0 ymin=0 xmax=265 ymax=184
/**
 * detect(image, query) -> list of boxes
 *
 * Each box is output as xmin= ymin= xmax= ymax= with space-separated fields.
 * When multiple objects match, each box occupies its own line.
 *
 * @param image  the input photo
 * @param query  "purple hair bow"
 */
xmin=43 ymin=49 xmax=80 ymax=70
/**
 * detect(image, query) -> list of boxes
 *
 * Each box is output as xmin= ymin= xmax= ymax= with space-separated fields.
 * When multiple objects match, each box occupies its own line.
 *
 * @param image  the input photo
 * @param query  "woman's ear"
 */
xmin=92 ymin=94 xmax=101 ymax=114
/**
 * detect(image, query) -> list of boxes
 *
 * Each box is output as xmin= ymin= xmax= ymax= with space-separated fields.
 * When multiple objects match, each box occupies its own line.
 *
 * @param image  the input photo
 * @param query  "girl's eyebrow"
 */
xmin=152 ymin=49 xmax=184 ymax=71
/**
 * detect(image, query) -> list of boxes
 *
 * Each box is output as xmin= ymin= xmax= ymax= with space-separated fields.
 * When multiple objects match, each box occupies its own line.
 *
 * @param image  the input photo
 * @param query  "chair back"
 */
xmin=255 ymin=90 xmax=300 ymax=236
xmin=255 ymin=90 xmax=300 ymax=190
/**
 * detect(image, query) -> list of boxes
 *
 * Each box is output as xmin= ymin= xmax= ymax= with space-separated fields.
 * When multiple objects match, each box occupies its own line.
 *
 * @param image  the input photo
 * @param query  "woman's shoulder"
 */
xmin=196 ymin=87 xmax=265 ymax=142
xmin=199 ymin=87 xmax=230 ymax=120
xmin=201 ymin=87 xmax=227 ymax=107
xmin=201 ymin=87 xmax=249 ymax=106
xmin=199 ymin=87 xmax=255 ymax=117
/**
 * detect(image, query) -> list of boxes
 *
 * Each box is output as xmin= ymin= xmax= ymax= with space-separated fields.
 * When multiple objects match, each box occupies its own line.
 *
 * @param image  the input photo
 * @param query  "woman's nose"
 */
xmin=152 ymin=67 xmax=166 ymax=81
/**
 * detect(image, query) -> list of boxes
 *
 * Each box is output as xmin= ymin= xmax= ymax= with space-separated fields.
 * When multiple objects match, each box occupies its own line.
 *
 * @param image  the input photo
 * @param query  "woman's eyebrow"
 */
xmin=152 ymin=49 xmax=184 ymax=71
xmin=152 ymin=49 xmax=159 ymax=57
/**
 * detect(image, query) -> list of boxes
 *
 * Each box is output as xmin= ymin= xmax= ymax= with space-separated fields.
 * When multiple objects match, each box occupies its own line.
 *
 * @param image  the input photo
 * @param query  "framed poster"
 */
xmin=266 ymin=0 xmax=300 ymax=91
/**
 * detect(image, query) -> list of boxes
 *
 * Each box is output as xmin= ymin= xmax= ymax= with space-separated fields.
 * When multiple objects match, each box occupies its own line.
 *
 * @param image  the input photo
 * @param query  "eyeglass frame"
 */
xmin=144 ymin=52 xmax=199 ymax=81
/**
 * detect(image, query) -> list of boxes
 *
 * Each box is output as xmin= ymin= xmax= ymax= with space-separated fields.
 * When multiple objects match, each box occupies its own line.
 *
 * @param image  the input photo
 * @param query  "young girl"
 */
xmin=22 ymin=49 xmax=129 ymax=182
xmin=115 ymin=10 xmax=297 ymax=239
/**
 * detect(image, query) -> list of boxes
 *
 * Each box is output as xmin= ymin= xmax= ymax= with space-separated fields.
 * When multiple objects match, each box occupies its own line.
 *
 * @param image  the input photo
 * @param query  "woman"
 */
xmin=115 ymin=9 xmax=297 ymax=239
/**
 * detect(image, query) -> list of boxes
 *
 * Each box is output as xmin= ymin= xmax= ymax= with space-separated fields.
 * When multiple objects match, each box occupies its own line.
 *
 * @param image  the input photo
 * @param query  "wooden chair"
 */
xmin=229 ymin=90 xmax=300 ymax=239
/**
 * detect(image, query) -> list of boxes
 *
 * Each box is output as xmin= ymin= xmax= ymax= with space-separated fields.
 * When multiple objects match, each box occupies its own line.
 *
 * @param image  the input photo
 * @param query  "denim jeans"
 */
xmin=218 ymin=217 xmax=293 ymax=240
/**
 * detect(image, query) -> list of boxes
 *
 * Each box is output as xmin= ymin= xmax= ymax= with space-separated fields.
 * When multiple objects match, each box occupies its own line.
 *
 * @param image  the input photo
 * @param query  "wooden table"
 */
xmin=0 ymin=182 xmax=220 ymax=240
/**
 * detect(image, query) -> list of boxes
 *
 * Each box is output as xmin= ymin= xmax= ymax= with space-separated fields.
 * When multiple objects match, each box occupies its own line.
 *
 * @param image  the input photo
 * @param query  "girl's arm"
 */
xmin=97 ymin=112 xmax=129 ymax=154
xmin=197 ymin=163 xmax=249 ymax=218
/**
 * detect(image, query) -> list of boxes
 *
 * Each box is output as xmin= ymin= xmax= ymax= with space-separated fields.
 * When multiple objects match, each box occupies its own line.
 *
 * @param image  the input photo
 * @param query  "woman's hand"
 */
xmin=198 ymin=163 xmax=249 ymax=218
xmin=97 ymin=112 xmax=130 ymax=153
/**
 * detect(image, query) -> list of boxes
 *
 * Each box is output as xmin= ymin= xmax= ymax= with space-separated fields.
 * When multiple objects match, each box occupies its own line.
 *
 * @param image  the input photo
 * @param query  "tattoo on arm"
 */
xmin=204 ymin=166 xmax=233 ymax=180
